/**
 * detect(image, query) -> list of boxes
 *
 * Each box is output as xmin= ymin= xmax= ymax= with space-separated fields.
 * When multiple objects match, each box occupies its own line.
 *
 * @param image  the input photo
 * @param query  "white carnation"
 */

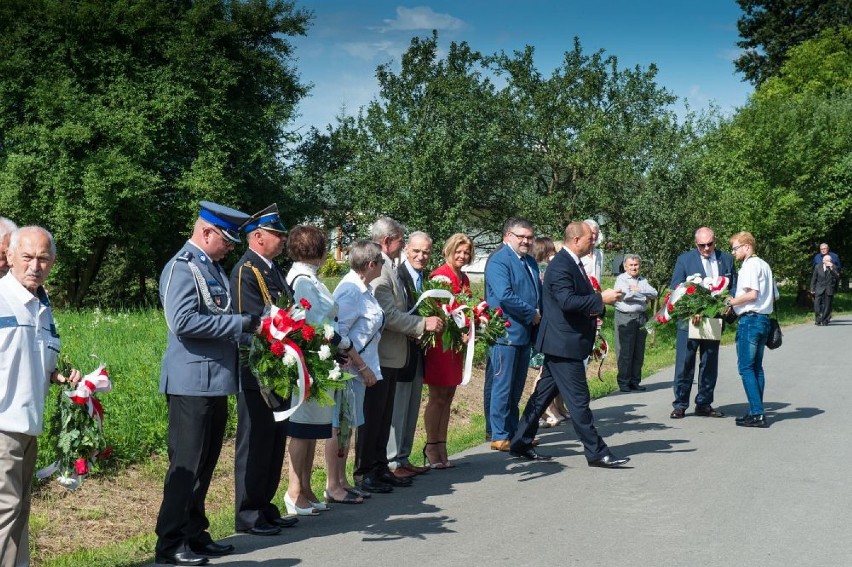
xmin=283 ymin=353 xmax=297 ymax=367
xmin=431 ymin=275 xmax=452 ymax=284
xmin=324 ymin=324 xmax=335 ymax=340
xmin=329 ymin=363 xmax=342 ymax=381
xmin=318 ymin=344 xmax=332 ymax=361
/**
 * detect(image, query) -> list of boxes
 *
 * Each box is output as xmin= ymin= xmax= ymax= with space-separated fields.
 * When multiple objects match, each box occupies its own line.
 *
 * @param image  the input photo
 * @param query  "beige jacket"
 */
xmin=373 ymin=253 xmax=425 ymax=369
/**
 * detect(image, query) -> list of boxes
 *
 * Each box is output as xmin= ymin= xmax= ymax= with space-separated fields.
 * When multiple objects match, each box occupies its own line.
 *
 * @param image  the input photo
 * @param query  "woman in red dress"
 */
xmin=422 ymin=233 xmax=473 ymax=468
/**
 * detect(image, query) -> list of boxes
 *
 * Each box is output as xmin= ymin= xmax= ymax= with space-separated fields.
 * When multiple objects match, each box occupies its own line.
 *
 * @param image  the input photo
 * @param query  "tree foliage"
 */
xmin=734 ymin=0 xmax=852 ymax=86
xmin=0 ymin=0 xmax=309 ymax=306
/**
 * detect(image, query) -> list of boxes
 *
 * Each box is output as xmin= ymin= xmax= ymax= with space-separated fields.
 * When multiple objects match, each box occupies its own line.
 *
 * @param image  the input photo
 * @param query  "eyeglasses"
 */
xmin=509 ymin=231 xmax=534 ymax=242
xmin=731 ymin=244 xmax=745 ymax=252
xmin=696 ymin=241 xmax=715 ymax=249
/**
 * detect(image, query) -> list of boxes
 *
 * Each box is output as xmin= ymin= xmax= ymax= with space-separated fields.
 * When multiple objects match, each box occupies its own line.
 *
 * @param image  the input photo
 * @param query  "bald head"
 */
xmin=694 ymin=227 xmax=716 ymax=259
xmin=563 ymin=222 xmax=595 ymax=257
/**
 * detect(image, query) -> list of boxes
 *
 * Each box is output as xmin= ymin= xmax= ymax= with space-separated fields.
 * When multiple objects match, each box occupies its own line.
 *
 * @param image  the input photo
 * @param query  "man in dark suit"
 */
xmin=509 ymin=221 xmax=628 ymax=466
xmin=387 ymin=231 xmax=433 ymax=477
xmin=155 ymin=202 xmax=255 ymax=566
xmin=812 ymin=243 xmax=842 ymax=273
xmin=811 ymin=254 xmax=839 ymax=325
xmin=230 ymin=204 xmax=297 ymax=537
xmin=669 ymin=227 xmax=735 ymax=419
xmin=484 ymin=217 xmax=542 ymax=451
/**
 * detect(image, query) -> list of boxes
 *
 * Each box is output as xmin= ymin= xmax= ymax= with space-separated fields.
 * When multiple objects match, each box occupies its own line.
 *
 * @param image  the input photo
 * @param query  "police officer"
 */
xmin=230 ymin=204 xmax=297 ymax=536
xmin=154 ymin=202 xmax=255 ymax=567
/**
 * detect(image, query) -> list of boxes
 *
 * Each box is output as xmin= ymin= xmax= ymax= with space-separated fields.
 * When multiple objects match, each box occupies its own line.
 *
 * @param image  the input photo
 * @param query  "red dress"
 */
xmin=424 ymin=263 xmax=471 ymax=387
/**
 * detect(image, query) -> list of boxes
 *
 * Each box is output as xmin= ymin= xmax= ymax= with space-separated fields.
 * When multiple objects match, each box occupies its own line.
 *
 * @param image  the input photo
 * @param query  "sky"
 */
xmin=289 ymin=1 xmax=754 ymax=134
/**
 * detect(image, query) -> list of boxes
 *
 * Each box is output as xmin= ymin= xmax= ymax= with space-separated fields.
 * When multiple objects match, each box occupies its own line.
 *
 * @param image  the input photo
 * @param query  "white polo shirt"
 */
xmin=0 ymin=274 xmax=60 ymax=435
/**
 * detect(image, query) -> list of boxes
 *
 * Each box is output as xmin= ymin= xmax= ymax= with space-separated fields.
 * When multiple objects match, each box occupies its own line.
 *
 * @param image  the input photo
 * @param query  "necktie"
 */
xmin=414 ymin=272 xmax=422 ymax=292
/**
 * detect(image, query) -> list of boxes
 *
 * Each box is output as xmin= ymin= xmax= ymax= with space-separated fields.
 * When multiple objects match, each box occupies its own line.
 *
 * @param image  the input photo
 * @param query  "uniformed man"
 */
xmin=230 ymin=204 xmax=297 ymax=537
xmin=154 ymin=202 xmax=254 ymax=567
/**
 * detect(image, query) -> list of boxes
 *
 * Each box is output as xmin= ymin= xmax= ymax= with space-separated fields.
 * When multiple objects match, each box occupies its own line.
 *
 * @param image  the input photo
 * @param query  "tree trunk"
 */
xmin=71 ymin=237 xmax=110 ymax=308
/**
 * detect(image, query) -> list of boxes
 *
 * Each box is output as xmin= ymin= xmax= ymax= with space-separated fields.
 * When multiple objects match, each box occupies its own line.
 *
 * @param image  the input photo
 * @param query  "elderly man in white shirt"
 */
xmin=613 ymin=254 xmax=658 ymax=392
xmin=0 ymin=226 xmax=80 ymax=567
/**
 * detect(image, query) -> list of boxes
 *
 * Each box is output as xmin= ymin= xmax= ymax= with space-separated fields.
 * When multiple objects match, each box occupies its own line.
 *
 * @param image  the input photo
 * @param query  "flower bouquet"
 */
xmin=646 ymin=275 xmax=730 ymax=334
xmin=411 ymin=277 xmax=509 ymax=385
xmin=38 ymin=361 xmax=113 ymax=490
xmin=246 ymin=297 xmax=351 ymax=421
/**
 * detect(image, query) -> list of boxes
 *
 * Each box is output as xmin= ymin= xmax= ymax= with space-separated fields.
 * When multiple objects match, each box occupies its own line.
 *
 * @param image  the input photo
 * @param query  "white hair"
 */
xmin=0 ymin=217 xmax=18 ymax=238
xmin=406 ymin=231 xmax=432 ymax=246
xmin=9 ymin=226 xmax=56 ymax=257
xmin=583 ymin=218 xmax=603 ymax=245
xmin=370 ymin=216 xmax=404 ymax=242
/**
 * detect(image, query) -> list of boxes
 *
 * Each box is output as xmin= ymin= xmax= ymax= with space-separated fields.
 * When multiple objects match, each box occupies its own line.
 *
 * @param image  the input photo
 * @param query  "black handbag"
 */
xmin=766 ymin=285 xmax=782 ymax=350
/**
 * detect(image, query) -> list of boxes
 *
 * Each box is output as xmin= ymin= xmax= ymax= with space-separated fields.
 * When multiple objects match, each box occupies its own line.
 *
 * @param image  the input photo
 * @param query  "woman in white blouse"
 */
xmin=325 ymin=240 xmax=385 ymax=503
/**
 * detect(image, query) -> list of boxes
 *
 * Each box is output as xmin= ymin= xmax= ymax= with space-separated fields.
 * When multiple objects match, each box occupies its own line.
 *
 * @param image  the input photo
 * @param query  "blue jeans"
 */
xmin=735 ymin=313 xmax=770 ymax=415
xmin=489 ymin=344 xmax=531 ymax=440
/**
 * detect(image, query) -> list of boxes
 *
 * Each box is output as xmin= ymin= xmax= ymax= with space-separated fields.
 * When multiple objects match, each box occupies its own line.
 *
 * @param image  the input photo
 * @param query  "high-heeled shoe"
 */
xmin=284 ymin=492 xmax=318 ymax=516
xmin=437 ymin=441 xmax=455 ymax=469
xmin=422 ymin=442 xmax=448 ymax=469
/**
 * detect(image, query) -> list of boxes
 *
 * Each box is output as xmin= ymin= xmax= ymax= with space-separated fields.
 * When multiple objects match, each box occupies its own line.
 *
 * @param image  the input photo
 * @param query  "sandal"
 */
xmin=344 ymin=487 xmax=371 ymax=499
xmin=422 ymin=442 xmax=449 ymax=469
xmin=323 ymin=489 xmax=363 ymax=504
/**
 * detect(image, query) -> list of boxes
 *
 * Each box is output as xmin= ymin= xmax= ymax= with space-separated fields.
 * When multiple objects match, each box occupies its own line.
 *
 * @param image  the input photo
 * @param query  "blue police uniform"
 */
xmin=155 ymin=202 xmax=250 ymax=563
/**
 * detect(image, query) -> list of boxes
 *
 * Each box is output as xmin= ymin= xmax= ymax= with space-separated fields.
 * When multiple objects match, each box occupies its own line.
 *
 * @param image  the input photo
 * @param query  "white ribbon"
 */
xmin=405 ymin=289 xmax=455 ymax=314
xmin=272 ymin=341 xmax=310 ymax=422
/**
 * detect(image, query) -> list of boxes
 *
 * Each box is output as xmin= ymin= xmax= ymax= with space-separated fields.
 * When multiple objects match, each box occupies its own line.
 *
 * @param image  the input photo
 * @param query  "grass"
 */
xmin=32 ymin=286 xmax=848 ymax=565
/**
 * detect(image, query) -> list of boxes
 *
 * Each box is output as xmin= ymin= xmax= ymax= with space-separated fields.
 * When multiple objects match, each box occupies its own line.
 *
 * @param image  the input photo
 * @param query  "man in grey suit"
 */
xmin=354 ymin=217 xmax=443 ymax=493
xmin=154 ymin=202 xmax=256 ymax=567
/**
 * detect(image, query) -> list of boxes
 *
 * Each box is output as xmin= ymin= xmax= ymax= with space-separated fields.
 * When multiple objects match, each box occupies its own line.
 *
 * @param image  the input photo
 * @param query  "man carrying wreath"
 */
xmin=669 ymin=227 xmax=736 ymax=420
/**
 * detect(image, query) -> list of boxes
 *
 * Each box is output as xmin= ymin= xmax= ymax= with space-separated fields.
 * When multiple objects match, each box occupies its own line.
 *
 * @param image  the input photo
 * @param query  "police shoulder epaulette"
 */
xmin=177 ymin=251 xmax=193 ymax=262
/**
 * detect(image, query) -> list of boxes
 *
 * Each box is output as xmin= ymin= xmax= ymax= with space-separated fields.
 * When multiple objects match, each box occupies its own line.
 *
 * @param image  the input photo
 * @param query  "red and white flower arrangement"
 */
xmin=646 ymin=275 xmax=730 ymax=333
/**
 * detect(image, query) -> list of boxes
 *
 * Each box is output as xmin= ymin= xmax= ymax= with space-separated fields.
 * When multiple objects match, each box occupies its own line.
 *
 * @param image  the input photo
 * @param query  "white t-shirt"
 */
xmin=733 ymin=256 xmax=776 ymax=316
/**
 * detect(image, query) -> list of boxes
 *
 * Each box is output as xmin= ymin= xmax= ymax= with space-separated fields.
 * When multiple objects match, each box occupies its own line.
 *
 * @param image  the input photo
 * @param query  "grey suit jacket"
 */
xmin=159 ymin=241 xmax=243 ymax=396
xmin=374 ymin=253 xmax=425 ymax=369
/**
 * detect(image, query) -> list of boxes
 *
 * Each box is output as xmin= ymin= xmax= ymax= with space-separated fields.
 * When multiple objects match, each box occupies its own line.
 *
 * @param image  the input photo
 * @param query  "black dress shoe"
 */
xmin=736 ymin=414 xmax=768 ymax=428
xmin=509 ymin=447 xmax=553 ymax=461
xmin=735 ymin=414 xmax=752 ymax=425
xmin=189 ymin=541 xmax=235 ymax=556
xmin=358 ymin=476 xmax=393 ymax=493
xmin=629 ymin=384 xmax=646 ymax=391
xmin=238 ymin=524 xmax=281 ymax=536
xmin=695 ymin=405 xmax=725 ymax=418
xmin=270 ymin=516 xmax=299 ymax=528
xmin=588 ymin=455 xmax=630 ymax=468
xmin=670 ymin=408 xmax=685 ymax=419
xmin=379 ymin=471 xmax=413 ymax=487
xmin=618 ymin=386 xmax=631 ymax=392
xmin=155 ymin=551 xmax=209 ymax=566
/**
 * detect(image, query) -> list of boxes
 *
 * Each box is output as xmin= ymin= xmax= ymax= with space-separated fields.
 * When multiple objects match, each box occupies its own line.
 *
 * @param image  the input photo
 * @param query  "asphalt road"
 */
xmin=154 ymin=316 xmax=852 ymax=566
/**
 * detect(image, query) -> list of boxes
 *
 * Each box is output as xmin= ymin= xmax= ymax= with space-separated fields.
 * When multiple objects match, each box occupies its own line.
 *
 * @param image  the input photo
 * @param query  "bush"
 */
xmin=318 ymin=255 xmax=348 ymax=277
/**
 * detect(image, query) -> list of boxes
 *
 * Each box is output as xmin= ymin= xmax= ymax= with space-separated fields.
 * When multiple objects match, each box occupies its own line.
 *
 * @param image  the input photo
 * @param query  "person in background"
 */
xmin=811 ymin=254 xmax=839 ymax=326
xmin=580 ymin=219 xmax=604 ymax=282
xmin=725 ymin=232 xmax=777 ymax=428
xmin=812 ymin=243 xmax=841 ymax=273
xmin=613 ymin=254 xmax=658 ymax=392
xmin=0 ymin=217 xmax=18 ymax=278
xmin=530 ymin=237 xmax=569 ymax=429
xmin=0 ymin=226 xmax=81 ymax=567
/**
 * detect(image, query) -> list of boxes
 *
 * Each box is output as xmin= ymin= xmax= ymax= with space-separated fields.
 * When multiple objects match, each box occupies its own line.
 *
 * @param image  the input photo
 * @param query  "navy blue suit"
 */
xmin=670 ymin=248 xmax=735 ymax=411
xmin=484 ymin=244 xmax=541 ymax=441
xmin=510 ymin=249 xmax=613 ymax=461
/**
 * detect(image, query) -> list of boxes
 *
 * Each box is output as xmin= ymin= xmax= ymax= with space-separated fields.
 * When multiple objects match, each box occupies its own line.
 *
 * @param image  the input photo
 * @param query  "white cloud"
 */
xmin=380 ymin=6 xmax=466 ymax=32
xmin=341 ymin=40 xmax=400 ymax=61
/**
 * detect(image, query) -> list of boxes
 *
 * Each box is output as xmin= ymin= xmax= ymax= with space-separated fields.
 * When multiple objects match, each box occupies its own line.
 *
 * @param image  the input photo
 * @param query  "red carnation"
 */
xmin=685 ymin=286 xmax=696 ymax=295
xmin=494 ymin=307 xmax=504 ymax=317
xmin=667 ymin=304 xmax=674 ymax=313
xmin=301 ymin=325 xmax=316 ymax=341
xmin=504 ymin=321 xmax=512 ymax=328
xmin=75 ymin=458 xmax=89 ymax=476
xmin=300 ymin=298 xmax=312 ymax=309
xmin=270 ymin=340 xmax=285 ymax=357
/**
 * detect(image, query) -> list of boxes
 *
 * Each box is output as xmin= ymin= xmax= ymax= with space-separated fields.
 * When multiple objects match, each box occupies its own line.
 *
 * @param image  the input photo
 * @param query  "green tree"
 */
xmin=734 ymin=0 xmax=852 ymax=86
xmin=0 ymin=0 xmax=309 ymax=306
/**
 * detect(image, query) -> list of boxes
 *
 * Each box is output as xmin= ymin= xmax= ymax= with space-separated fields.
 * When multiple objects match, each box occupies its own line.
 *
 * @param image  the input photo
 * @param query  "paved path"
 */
xmin=164 ymin=317 xmax=852 ymax=566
